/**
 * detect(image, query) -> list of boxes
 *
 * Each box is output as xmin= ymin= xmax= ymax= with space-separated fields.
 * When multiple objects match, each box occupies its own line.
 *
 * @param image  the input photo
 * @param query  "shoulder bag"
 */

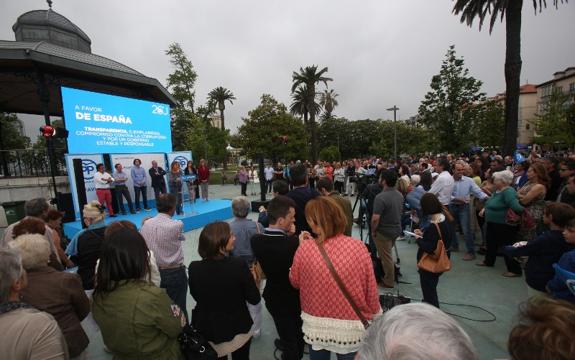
xmin=178 ymin=324 xmax=218 ymax=360
xmin=417 ymin=223 xmax=451 ymax=273
xmin=316 ymin=241 xmax=370 ymax=329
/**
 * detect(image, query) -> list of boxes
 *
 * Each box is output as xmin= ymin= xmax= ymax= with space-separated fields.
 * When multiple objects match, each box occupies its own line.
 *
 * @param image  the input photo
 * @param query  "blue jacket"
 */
xmin=504 ymin=230 xmax=573 ymax=292
xmin=547 ymin=249 xmax=575 ymax=303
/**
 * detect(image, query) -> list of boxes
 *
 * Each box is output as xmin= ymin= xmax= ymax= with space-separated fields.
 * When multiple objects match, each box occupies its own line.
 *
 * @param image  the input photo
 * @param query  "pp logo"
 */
xmin=174 ymin=156 xmax=188 ymax=168
xmin=82 ymin=159 xmax=97 ymax=181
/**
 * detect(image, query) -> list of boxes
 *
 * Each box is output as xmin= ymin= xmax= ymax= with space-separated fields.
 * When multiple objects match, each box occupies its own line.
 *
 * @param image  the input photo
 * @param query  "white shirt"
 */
xmin=264 ymin=166 xmax=274 ymax=181
xmin=428 ymin=171 xmax=455 ymax=205
xmin=94 ymin=171 xmax=113 ymax=189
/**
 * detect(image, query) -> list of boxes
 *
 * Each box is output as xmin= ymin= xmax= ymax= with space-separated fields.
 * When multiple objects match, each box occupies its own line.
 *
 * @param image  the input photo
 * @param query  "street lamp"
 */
xmin=387 ymin=106 xmax=399 ymax=160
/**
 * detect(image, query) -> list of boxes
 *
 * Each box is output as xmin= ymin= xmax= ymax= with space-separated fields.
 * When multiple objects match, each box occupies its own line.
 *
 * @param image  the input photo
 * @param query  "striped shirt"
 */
xmin=140 ymin=213 xmax=185 ymax=267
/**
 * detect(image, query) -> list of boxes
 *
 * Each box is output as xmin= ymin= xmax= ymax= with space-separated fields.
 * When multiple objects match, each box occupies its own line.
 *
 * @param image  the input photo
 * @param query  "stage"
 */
xmin=63 ymin=199 xmax=233 ymax=238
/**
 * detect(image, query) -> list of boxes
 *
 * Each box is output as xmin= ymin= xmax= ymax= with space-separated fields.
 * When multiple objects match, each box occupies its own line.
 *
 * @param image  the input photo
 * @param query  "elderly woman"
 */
xmin=12 ymin=217 xmax=63 ymax=270
xmin=44 ymin=208 xmax=75 ymax=269
xmin=10 ymin=234 xmax=90 ymax=358
xmin=358 ymin=303 xmax=477 ymax=360
xmin=477 ymin=170 xmax=524 ymax=277
xmin=188 ymin=222 xmax=261 ymax=359
xmin=93 ymin=225 xmax=184 ymax=359
xmin=0 ymin=248 xmax=68 ymax=359
xmin=168 ymin=160 xmax=184 ymax=215
xmin=290 ymin=196 xmax=381 ymax=360
xmin=67 ymin=200 xmax=108 ymax=290
xmin=238 ymin=166 xmax=249 ymax=196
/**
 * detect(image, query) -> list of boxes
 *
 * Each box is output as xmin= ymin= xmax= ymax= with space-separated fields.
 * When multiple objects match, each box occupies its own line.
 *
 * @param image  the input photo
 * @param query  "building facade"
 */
xmin=490 ymin=84 xmax=538 ymax=145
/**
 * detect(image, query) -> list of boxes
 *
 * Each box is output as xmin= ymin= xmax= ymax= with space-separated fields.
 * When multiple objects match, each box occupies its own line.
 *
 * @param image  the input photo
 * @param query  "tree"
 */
xmin=453 ymin=0 xmax=566 ymax=155
xmin=469 ymin=100 xmax=506 ymax=147
xmin=319 ymin=145 xmax=341 ymax=162
xmin=32 ymin=119 xmax=67 ymax=174
xmin=418 ymin=45 xmax=485 ymax=153
xmin=534 ymin=89 xmax=575 ymax=147
xmin=165 ymin=43 xmax=198 ymax=112
xmin=165 ymin=43 xmax=199 ymax=150
xmin=237 ymin=95 xmax=308 ymax=161
xmin=319 ymin=89 xmax=339 ymax=120
xmin=291 ymin=65 xmax=333 ymax=162
xmin=0 ymin=113 xmax=30 ymax=176
xmin=290 ymin=85 xmax=320 ymax=125
xmin=208 ymin=87 xmax=236 ymax=131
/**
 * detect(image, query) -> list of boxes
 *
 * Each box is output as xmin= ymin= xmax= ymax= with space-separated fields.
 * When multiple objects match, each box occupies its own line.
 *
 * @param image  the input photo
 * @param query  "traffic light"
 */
xmin=39 ymin=125 xmax=69 ymax=139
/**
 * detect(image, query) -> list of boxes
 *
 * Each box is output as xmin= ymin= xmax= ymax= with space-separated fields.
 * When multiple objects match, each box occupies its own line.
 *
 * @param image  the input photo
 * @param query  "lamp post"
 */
xmin=387 ymin=105 xmax=399 ymax=160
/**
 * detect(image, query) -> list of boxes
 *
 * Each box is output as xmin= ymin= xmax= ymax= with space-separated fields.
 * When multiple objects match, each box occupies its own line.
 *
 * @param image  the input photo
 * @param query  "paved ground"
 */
xmin=6 ymin=184 xmax=526 ymax=359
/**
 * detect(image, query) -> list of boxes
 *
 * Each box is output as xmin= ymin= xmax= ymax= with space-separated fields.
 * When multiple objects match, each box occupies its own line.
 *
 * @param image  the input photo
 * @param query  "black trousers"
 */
xmin=484 ymin=222 xmax=522 ymax=275
xmin=419 ymin=270 xmax=441 ymax=308
xmin=266 ymin=180 xmax=273 ymax=193
xmin=115 ymin=186 xmax=134 ymax=213
xmin=241 ymin=182 xmax=247 ymax=196
xmin=152 ymin=183 xmax=167 ymax=203
xmin=217 ymin=339 xmax=251 ymax=360
xmin=334 ymin=181 xmax=344 ymax=194
xmin=269 ymin=310 xmax=305 ymax=360
xmin=134 ymin=185 xmax=149 ymax=209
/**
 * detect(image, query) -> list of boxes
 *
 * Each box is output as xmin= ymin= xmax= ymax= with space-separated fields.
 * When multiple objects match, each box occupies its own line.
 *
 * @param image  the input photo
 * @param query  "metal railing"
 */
xmin=0 ymin=149 xmax=67 ymax=178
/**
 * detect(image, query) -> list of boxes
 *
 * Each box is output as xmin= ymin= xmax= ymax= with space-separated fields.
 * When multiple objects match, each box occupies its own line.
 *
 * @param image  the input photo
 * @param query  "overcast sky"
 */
xmin=2 ymin=0 xmax=574 ymax=137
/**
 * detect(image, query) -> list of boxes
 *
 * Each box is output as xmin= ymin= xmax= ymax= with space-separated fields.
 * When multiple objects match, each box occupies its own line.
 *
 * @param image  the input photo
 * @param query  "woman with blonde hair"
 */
xmin=168 ymin=160 xmax=183 ymax=215
xmin=290 ymin=196 xmax=381 ymax=360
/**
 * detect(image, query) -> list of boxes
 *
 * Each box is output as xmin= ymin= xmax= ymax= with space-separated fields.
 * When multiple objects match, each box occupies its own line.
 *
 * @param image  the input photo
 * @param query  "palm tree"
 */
xmin=208 ymin=87 xmax=236 ymax=130
xmin=291 ymin=65 xmax=333 ymax=162
xmin=320 ymin=89 xmax=339 ymax=120
xmin=452 ymin=0 xmax=565 ymax=155
xmin=290 ymin=85 xmax=321 ymax=124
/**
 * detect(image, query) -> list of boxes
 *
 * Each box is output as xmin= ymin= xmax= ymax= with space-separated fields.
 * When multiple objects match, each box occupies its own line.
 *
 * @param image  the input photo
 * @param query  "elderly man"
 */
xmin=229 ymin=196 xmax=261 ymax=265
xmin=428 ymin=157 xmax=454 ymax=206
xmin=0 ymin=248 xmax=69 ymax=359
xmin=358 ymin=303 xmax=477 ymax=360
xmin=140 ymin=193 xmax=187 ymax=319
xmin=449 ymin=162 xmax=488 ymax=259
xmin=149 ymin=160 xmax=167 ymax=204
xmin=2 ymin=198 xmax=62 ymax=270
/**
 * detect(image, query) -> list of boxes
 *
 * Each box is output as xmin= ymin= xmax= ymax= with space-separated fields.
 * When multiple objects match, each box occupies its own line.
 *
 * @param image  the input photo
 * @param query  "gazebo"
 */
xmin=0 ymin=4 xmax=176 ymax=206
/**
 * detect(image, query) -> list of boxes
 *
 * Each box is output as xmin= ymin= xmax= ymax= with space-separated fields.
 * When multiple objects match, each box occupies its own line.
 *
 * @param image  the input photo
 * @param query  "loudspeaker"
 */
xmin=72 ymin=158 xmax=88 ymax=227
xmin=57 ymin=193 xmax=75 ymax=223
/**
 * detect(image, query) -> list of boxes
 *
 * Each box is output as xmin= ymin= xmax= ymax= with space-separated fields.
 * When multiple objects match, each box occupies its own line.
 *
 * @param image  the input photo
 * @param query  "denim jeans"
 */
xmin=309 ymin=348 xmax=356 ymax=360
xmin=448 ymin=203 xmax=474 ymax=254
xmin=134 ymin=185 xmax=149 ymax=210
xmin=159 ymin=266 xmax=188 ymax=320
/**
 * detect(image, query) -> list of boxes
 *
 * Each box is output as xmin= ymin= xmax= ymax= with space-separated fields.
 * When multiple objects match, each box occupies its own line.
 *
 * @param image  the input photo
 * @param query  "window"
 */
xmin=526 ymin=124 xmax=530 ymax=130
xmin=570 ymin=82 xmax=575 ymax=94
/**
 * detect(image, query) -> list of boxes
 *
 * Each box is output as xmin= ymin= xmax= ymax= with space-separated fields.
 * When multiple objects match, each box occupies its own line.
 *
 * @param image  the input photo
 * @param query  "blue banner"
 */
xmin=61 ymin=87 xmax=172 ymax=154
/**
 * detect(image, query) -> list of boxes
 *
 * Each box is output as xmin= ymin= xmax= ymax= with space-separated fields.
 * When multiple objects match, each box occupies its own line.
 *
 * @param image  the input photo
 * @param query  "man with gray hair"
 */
xmin=0 ymin=248 xmax=68 ymax=359
xmin=358 ymin=303 xmax=477 ymax=360
xmin=230 ymin=196 xmax=261 ymax=265
xmin=1 ymin=198 xmax=62 ymax=270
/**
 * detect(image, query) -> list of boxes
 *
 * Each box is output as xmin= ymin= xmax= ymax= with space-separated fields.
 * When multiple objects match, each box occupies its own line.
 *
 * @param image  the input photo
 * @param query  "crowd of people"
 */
xmin=1 ymin=149 xmax=575 ymax=359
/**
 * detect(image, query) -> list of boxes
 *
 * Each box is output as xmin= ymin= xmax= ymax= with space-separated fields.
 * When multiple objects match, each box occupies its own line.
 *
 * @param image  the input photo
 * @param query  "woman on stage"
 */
xmin=168 ymin=161 xmax=183 ymax=215
xmin=198 ymin=159 xmax=210 ymax=201
xmin=184 ymin=160 xmax=198 ymax=205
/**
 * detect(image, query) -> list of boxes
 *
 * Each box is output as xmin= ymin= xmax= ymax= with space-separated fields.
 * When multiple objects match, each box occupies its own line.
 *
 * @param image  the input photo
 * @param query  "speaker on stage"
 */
xmin=57 ymin=193 xmax=75 ymax=223
xmin=72 ymin=158 xmax=88 ymax=227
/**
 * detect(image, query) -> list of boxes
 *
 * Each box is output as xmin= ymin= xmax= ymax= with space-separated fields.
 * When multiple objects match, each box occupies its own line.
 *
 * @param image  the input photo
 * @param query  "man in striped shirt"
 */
xmin=140 ymin=193 xmax=188 ymax=319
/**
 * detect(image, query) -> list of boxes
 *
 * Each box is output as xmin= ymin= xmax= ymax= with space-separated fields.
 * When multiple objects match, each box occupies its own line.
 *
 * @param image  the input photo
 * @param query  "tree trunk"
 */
xmin=219 ymin=107 xmax=225 ymax=131
xmin=310 ymin=115 xmax=318 ymax=163
xmin=502 ymin=0 xmax=523 ymax=156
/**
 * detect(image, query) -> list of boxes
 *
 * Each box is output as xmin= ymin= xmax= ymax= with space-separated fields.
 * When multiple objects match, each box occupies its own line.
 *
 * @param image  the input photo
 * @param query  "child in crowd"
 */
xmin=547 ymin=218 xmax=575 ymax=303
xmin=504 ymin=203 xmax=575 ymax=298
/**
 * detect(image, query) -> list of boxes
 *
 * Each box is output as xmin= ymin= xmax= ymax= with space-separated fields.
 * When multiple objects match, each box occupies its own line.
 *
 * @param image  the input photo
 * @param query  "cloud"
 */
xmin=2 ymin=0 xmax=574 ymax=134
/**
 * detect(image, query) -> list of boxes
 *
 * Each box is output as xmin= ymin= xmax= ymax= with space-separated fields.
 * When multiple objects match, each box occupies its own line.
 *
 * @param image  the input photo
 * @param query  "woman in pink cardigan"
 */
xmin=289 ymin=196 xmax=381 ymax=360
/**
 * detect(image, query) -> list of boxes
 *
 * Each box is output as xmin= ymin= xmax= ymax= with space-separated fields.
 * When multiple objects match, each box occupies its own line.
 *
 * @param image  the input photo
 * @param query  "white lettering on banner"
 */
xmin=75 ymin=112 xmax=132 ymax=124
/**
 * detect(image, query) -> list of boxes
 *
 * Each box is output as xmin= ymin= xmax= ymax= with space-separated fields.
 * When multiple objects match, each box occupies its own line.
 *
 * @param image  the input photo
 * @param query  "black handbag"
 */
xmin=178 ymin=324 xmax=218 ymax=360
xmin=379 ymin=293 xmax=411 ymax=312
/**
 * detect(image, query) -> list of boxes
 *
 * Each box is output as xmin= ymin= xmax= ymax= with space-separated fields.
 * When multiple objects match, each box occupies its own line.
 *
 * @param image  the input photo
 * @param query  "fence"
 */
xmin=0 ymin=149 xmax=67 ymax=178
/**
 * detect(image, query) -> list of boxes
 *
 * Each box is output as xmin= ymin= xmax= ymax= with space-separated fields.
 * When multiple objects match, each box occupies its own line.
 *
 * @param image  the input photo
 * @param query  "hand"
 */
xmin=258 ymin=206 xmax=266 ymax=213
xmin=478 ymin=208 xmax=485 ymax=217
xmin=414 ymin=229 xmax=423 ymax=237
xmin=299 ymin=231 xmax=314 ymax=243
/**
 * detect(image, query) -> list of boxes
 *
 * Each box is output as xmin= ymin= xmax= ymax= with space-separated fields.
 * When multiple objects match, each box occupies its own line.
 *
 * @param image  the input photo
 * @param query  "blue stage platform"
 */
xmin=63 ymin=199 xmax=233 ymax=239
